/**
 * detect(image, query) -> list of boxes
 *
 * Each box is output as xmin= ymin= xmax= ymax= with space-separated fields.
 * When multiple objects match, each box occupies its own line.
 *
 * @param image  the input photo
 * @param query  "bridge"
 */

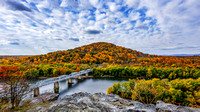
xmin=30 ymin=69 xmax=92 ymax=97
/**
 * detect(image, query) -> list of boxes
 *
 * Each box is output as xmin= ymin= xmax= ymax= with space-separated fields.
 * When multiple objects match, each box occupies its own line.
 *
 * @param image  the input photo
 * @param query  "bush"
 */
xmin=112 ymin=82 xmax=121 ymax=94
xmin=107 ymin=78 xmax=200 ymax=107
xmin=107 ymin=87 xmax=114 ymax=94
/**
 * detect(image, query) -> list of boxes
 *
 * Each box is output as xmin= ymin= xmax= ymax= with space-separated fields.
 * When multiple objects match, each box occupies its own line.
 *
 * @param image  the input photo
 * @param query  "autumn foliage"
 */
xmin=92 ymin=66 xmax=200 ymax=79
xmin=0 ymin=66 xmax=20 ymax=78
xmin=0 ymin=42 xmax=150 ymax=64
xmin=0 ymin=42 xmax=199 ymax=69
xmin=0 ymin=66 xmax=30 ymax=108
xmin=107 ymin=78 xmax=200 ymax=107
xmin=0 ymin=42 xmax=199 ymax=108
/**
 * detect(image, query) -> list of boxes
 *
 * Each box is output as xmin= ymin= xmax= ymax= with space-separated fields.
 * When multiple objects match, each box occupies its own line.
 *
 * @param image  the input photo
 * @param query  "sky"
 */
xmin=0 ymin=0 xmax=200 ymax=55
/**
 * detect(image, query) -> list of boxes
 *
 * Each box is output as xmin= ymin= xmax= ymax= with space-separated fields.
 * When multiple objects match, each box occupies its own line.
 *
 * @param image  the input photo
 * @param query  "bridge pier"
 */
xmin=85 ymin=73 xmax=88 ymax=78
xmin=77 ymin=76 xmax=82 ymax=83
xmin=54 ymin=82 xmax=59 ymax=93
xmin=68 ymin=78 xmax=73 ymax=84
xmin=78 ymin=76 xmax=82 ymax=80
xmin=34 ymin=87 xmax=39 ymax=97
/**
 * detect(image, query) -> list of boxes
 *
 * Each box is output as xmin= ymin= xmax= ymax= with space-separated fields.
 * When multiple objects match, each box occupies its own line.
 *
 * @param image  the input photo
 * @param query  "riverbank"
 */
xmin=6 ymin=92 xmax=200 ymax=112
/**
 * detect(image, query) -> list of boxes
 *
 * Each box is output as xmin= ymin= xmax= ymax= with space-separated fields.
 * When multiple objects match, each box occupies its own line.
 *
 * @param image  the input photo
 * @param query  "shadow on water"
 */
xmin=59 ymin=79 xmax=87 ymax=96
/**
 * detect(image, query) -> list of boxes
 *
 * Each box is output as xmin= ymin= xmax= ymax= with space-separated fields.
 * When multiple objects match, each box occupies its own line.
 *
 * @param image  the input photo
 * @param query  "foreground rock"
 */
xmin=27 ymin=92 xmax=200 ymax=112
xmin=30 ymin=93 xmax=59 ymax=104
xmin=156 ymin=101 xmax=200 ymax=112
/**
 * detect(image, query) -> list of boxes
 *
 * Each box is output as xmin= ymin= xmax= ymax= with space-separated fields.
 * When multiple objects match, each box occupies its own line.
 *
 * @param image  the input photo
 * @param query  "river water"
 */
xmin=30 ymin=78 xmax=128 ymax=99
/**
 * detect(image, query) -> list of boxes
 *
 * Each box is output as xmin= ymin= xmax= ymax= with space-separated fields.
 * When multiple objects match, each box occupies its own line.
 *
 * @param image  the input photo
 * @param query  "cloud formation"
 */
xmin=69 ymin=38 xmax=79 ymax=42
xmin=10 ymin=42 xmax=20 ymax=45
xmin=85 ymin=30 xmax=102 ymax=34
xmin=135 ymin=25 xmax=148 ymax=30
xmin=161 ymin=46 xmax=199 ymax=51
xmin=0 ymin=0 xmax=199 ymax=55
xmin=6 ymin=0 xmax=31 ymax=12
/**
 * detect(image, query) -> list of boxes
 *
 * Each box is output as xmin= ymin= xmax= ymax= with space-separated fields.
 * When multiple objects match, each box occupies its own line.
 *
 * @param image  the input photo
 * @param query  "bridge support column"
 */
xmin=34 ymin=87 xmax=39 ymax=97
xmin=78 ymin=76 xmax=82 ymax=80
xmin=85 ymin=73 xmax=88 ymax=78
xmin=54 ymin=82 xmax=59 ymax=93
xmin=68 ymin=78 xmax=73 ymax=84
xmin=78 ymin=76 xmax=82 ymax=82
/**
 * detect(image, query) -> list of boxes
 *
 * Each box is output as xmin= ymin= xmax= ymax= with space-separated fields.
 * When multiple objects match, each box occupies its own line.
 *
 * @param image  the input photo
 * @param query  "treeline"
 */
xmin=92 ymin=66 xmax=200 ymax=79
xmin=1 ymin=64 xmax=200 ymax=79
xmin=0 ymin=63 xmax=90 ymax=79
xmin=107 ymin=78 xmax=200 ymax=107
xmin=0 ymin=42 xmax=199 ymax=68
xmin=0 ymin=42 xmax=149 ymax=65
xmin=136 ymin=56 xmax=200 ymax=68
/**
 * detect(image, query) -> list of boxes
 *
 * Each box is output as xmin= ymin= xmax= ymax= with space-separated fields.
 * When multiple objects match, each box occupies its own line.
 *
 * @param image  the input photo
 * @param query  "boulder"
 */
xmin=26 ymin=92 xmax=200 ymax=112
xmin=30 ymin=93 xmax=59 ymax=104
xmin=46 ymin=92 xmax=156 ymax=112
xmin=156 ymin=100 xmax=200 ymax=112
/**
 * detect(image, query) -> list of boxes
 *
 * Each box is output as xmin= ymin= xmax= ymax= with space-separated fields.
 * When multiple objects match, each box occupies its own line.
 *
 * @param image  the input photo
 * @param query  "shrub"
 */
xmin=108 ymin=78 xmax=200 ymax=107
xmin=107 ymin=87 xmax=114 ymax=94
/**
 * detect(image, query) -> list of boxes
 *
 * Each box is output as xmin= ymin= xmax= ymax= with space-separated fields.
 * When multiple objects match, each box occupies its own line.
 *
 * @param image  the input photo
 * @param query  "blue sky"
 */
xmin=0 ymin=0 xmax=199 ymax=55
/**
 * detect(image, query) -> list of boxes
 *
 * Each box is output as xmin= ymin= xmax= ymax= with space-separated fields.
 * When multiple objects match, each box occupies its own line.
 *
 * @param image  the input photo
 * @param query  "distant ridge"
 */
xmin=0 ymin=55 xmax=31 ymax=59
xmin=162 ymin=54 xmax=200 ymax=56
xmin=2 ymin=42 xmax=199 ymax=67
xmin=19 ymin=42 xmax=152 ymax=64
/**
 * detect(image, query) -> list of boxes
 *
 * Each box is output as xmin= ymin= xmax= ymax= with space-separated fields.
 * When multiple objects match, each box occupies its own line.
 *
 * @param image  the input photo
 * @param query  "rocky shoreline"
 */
xmin=26 ymin=92 xmax=200 ymax=112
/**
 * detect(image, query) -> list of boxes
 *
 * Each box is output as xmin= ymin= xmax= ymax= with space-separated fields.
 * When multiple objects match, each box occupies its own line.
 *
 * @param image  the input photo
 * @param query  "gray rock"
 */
xmin=156 ymin=100 xmax=200 ymax=112
xmin=30 ymin=92 xmax=59 ymax=104
xmin=45 ymin=92 xmax=156 ymax=112
xmin=26 ymin=106 xmax=47 ymax=112
xmin=26 ymin=92 xmax=200 ymax=112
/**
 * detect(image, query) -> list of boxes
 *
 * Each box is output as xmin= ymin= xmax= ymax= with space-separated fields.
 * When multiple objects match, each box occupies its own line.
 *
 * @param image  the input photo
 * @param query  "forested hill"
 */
xmin=17 ymin=42 xmax=151 ymax=64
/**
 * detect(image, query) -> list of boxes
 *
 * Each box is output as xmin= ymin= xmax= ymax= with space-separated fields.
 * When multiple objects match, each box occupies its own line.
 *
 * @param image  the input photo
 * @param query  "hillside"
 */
xmin=16 ymin=42 xmax=151 ymax=64
xmin=0 ymin=42 xmax=199 ymax=68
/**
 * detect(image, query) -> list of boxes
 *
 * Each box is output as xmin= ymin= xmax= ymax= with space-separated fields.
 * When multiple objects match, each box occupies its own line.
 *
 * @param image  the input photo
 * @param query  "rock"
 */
xmin=156 ymin=100 xmax=200 ymax=112
xmin=26 ymin=106 xmax=47 ymax=112
xmin=156 ymin=100 xmax=178 ymax=112
xmin=26 ymin=92 xmax=200 ymax=112
xmin=177 ymin=106 xmax=200 ymax=112
xmin=30 ymin=93 xmax=59 ymax=104
xmin=45 ymin=92 xmax=156 ymax=112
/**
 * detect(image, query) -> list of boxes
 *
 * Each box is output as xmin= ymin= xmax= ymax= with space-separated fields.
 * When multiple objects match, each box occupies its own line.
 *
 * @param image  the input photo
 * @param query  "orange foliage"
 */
xmin=0 ymin=42 xmax=199 ymax=68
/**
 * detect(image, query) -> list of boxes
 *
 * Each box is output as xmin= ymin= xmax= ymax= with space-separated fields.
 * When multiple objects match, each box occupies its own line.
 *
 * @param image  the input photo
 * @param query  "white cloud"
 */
xmin=0 ymin=0 xmax=199 ymax=55
xmin=89 ymin=0 xmax=99 ymax=7
xmin=107 ymin=2 xmax=119 ymax=12
xmin=125 ymin=0 xmax=140 ymax=8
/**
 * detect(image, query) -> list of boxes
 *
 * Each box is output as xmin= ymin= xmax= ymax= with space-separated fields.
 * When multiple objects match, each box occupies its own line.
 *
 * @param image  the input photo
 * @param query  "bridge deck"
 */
xmin=30 ymin=69 xmax=92 ymax=89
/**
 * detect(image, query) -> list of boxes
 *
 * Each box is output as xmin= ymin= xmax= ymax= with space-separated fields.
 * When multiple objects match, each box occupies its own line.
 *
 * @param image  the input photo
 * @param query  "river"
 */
xmin=29 ymin=78 xmax=128 ymax=99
